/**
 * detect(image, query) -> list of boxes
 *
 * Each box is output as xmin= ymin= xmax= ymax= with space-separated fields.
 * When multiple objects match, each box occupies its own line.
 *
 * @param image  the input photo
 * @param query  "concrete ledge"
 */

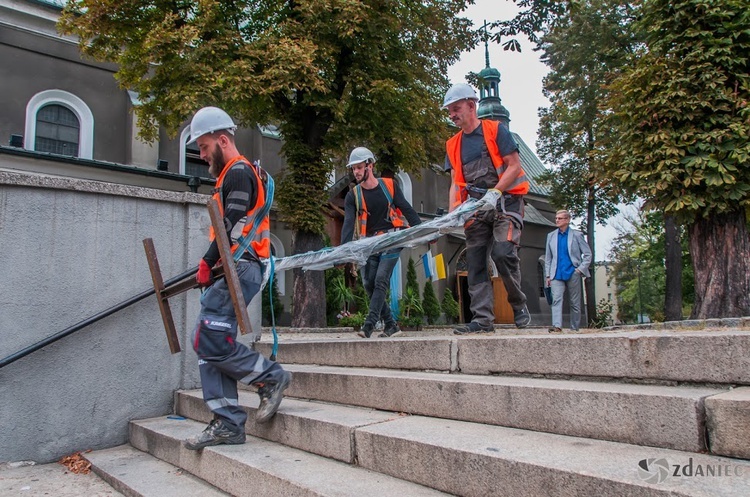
xmin=175 ymin=389 xmax=399 ymax=463
xmin=283 ymin=365 xmax=721 ymax=452
xmin=706 ymin=388 xmax=750 ymax=459
xmin=255 ymin=337 xmax=454 ymax=371
xmin=457 ymin=331 xmax=750 ymax=384
xmin=85 ymin=445 xmax=228 ymax=496
xmin=355 ymin=416 xmax=750 ymax=497
xmin=129 ymin=417 xmax=449 ymax=496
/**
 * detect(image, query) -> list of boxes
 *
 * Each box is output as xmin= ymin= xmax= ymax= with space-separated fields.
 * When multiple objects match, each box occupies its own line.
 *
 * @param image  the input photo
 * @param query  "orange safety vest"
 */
xmin=445 ymin=119 xmax=529 ymax=211
xmin=209 ymin=155 xmax=270 ymax=260
xmin=353 ymin=178 xmax=408 ymax=239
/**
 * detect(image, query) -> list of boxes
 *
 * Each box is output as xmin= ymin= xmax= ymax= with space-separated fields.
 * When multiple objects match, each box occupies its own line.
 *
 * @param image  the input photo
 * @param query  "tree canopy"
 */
xmin=60 ymin=0 xmax=475 ymax=234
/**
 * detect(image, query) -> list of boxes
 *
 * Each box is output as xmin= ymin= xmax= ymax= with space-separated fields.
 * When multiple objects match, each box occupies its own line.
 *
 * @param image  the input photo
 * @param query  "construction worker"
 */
xmin=341 ymin=147 xmax=422 ymax=338
xmin=443 ymin=83 xmax=532 ymax=334
xmin=183 ymin=106 xmax=291 ymax=450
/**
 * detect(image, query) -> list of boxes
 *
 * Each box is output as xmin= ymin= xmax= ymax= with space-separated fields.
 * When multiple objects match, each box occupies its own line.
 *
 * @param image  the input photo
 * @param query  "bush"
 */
xmin=591 ymin=299 xmax=614 ymax=328
xmin=441 ymin=288 xmax=460 ymax=324
xmin=422 ymin=280 xmax=441 ymax=325
xmin=398 ymin=287 xmax=424 ymax=327
xmin=338 ymin=312 xmax=365 ymax=329
xmin=261 ymin=280 xmax=284 ymax=326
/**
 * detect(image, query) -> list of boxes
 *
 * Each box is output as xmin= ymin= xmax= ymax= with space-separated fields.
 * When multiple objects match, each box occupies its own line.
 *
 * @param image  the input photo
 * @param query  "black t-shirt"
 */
xmin=341 ymin=180 xmax=422 ymax=243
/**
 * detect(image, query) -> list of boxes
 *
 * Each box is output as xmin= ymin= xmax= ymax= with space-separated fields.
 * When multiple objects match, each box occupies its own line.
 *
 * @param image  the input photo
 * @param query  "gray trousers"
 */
xmin=361 ymin=249 xmax=400 ymax=329
xmin=550 ymin=271 xmax=583 ymax=330
xmin=191 ymin=260 xmax=286 ymax=429
xmin=465 ymin=196 xmax=527 ymax=327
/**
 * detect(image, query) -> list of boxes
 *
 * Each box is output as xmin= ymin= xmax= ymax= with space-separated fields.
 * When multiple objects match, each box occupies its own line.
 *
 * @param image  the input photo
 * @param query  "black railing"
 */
xmin=0 ymin=267 xmax=198 ymax=369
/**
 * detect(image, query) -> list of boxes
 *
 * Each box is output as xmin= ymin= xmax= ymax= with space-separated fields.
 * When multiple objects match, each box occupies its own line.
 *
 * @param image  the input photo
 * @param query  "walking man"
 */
xmin=183 ymin=106 xmax=291 ymax=450
xmin=442 ymin=83 xmax=531 ymax=334
xmin=341 ymin=147 xmax=422 ymax=338
xmin=544 ymin=209 xmax=592 ymax=332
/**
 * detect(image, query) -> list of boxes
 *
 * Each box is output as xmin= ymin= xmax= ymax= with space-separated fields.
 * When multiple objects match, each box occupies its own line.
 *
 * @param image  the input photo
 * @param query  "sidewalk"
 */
xmin=0 ymin=461 xmax=122 ymax=497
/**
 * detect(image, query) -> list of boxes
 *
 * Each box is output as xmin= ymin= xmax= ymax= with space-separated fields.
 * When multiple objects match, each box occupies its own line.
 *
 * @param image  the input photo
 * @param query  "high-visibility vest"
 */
xmin=209 ymin=155 xmax=270 ymax=259
xmin=446 ymin=119 xmax=529 ymax=210
xmin=353 ymin=178 xmax=408 ymax=239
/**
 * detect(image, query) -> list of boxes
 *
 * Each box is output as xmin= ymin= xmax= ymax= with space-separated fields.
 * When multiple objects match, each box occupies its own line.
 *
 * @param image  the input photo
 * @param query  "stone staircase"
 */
xmin=85 ymin=328 xmax=750 ymax=496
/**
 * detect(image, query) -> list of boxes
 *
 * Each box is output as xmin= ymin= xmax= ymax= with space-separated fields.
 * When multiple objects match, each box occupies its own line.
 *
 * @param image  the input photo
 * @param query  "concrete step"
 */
xmin=255 ymin=330 xmax=750 ymax=384
xmin=175 ymin=389 xmax=401 ymax=463
xmin=129 ymin=416 xmax=450 ymax=497
xmin=353 ymin=414 xmax=750 ymax=497
xmin=85 ymin=444 xmax=229 ymax=497
xmin=271 ymin=364 xmax=724 ymax=452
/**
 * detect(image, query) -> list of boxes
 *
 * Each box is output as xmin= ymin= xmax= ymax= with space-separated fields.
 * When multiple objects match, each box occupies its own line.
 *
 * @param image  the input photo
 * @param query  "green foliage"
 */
xmin=609 ymin=208 xmax=694 ymax=323
xmin=261 ymin=280 xmax=284 ymax=326
xmin=601 ymin=0 xmax=750 ymax=221
xmin=405 ymin=258 xmax=421 ymax=299
xmin=441 ymin=288 xmax=460 ymax=324
xmin=337 ymin=312 xmax=365 ymax=329
xmin=59 ymin=0 xmax=477 ymax=236
xmin=421 ymin=280 xmax=441 ymax=325
xmin=591 ymin=299 xmax=614 ymax=329
xmin=536 ymin=0 xmax=636 ymax=227
xmin=325 ymin=266 xmax=367 ymax=326
xmin=398 ymin=287 xmax=423 ymax=321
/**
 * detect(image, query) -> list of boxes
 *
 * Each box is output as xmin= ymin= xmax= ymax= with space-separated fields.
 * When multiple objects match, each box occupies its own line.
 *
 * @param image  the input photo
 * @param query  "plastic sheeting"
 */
xmin=265 ymin=197 xmax=490 ymax=275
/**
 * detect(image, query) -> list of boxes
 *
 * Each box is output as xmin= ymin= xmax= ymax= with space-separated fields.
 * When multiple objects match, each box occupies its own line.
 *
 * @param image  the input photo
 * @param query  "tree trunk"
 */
xmin=664 ymin=215 xmax=683 ymax=321
xmin=688 ymin=209 xmax=750 ymax=319
xmin=290 ymin=229 xmax=327 ymax=327
xmin=585 ymin=187 xmax=596 ymax=327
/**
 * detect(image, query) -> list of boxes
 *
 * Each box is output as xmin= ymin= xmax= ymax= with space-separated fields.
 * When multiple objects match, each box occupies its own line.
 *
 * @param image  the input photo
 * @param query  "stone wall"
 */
xmin=0 ymin=168 xmax=259 ymax=463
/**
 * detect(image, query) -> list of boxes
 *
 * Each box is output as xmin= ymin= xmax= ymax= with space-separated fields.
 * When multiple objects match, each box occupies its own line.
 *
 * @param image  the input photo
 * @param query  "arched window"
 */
xmin=179 ymin=126 xmax=211 ymax=179
xmin=34 ymin=104 xmax=80 ymax=157
xmin=25 ymin=90 xmax=94 ymax=159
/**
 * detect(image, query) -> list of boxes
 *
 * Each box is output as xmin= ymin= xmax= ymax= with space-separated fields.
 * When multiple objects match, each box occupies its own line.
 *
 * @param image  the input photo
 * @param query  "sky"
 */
xmin=446 ymin=0 xmax=620 ymax=261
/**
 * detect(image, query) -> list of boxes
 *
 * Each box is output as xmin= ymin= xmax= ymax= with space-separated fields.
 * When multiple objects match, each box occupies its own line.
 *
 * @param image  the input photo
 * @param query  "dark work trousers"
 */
xmin=361 ymin=248 xmax=401 ymax=329
xmin=191 ymin=259 xmax=286 ymax=430
xmin=464 ymin=194 xmax=527 ymax=326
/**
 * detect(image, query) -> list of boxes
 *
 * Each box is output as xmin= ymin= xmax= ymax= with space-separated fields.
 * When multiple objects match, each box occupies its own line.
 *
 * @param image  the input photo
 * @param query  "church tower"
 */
xmin=476 ymin=24 xmax=511 ymax=127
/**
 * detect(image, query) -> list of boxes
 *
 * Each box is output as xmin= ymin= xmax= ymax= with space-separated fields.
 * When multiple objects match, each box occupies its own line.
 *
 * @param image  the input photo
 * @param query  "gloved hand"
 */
xmin=479 ymin=188 xmax=502 ymax=211
xmin=196 ymin=259 xmax=214 ymax=287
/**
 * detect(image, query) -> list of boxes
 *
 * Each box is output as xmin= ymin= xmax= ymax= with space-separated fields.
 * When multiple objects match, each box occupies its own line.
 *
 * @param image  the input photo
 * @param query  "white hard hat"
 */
xmin=346 ymin=147 xmax=375 ymax=168
xmin=442 ymin=83 xmax=478 ymax=109
xmin=187 ymin=106 xmax=237 ymax=144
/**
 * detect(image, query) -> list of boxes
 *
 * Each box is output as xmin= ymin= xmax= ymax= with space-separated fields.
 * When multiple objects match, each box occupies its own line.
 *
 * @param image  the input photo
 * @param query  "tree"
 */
xmin=441 ymin=287 xmax=460 ymax=324
xmin=609 ymin=208 xmax=694 ymax=323
xmin=60 ymin=0 xmax=476 ymax=327
xmin=534 ymin=0 xmax=637 ymax=325
xmin=422 ymin=280 xmax=441 ymax=325
xmin=601 ymin=0 xmax=750 ymax=318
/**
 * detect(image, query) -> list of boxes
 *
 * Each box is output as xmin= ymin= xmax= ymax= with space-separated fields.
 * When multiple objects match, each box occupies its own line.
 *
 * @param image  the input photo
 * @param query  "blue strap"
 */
xmin=268 ymin=255 xmax=279 ymax=361
xmin=233 ymin=166 xmax=274 ymax=263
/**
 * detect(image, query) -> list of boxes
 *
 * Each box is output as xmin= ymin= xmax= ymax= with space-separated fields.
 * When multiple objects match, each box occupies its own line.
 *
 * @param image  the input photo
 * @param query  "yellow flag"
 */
xmin=434 ymin=253 xmax=446 ymax=280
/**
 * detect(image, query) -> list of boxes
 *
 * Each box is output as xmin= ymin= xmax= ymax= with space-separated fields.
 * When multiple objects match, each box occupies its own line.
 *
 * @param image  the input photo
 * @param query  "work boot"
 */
xmin=379 ymin=324 xmax=402 ymax=338
xmin=183 ymin=419 xmax=246 ymax=450
xmin=453 ymin=321 xmax=494 ymax=335
xmin=548 ymin=326 xmax=563 ymax=334
xmin=357 ymin=323 xmax=375 ymax=338
xmin=255 ymin=371 xmax=292 ymax=423
xmin=514 ymin=305 xmax=531 ymax=328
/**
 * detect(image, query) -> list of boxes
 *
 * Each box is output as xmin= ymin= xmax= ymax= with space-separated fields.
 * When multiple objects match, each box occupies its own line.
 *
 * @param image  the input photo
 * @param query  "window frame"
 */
xmin=25 ymin=89 xmax=94 ymax=159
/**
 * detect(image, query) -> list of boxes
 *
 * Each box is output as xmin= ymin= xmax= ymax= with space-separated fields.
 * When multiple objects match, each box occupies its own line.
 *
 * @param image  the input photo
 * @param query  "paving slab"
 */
xmin=0 ymin=460 xmax=123 ymax=497
xmin=355 ymin=415 xmax=750 ymax=497
xmin=85 ymin=445 xmax=228 ymax=497
xmin=129 ymin=416 xmax=450 ymax=497
xmin=456 ymin=330 xmax=750 ymax=383
xmin=706 ymin=387 xmax=750 ymax=459
xmin=175 ymin=389 xmax=400 ymax=463
xmin=282 ymin=364 xmax=723 ymax=451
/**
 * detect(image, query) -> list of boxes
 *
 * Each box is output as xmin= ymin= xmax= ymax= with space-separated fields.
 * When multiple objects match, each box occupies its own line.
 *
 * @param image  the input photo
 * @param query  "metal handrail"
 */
xmin=0 ymin=267 xmax=198 ymax=369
